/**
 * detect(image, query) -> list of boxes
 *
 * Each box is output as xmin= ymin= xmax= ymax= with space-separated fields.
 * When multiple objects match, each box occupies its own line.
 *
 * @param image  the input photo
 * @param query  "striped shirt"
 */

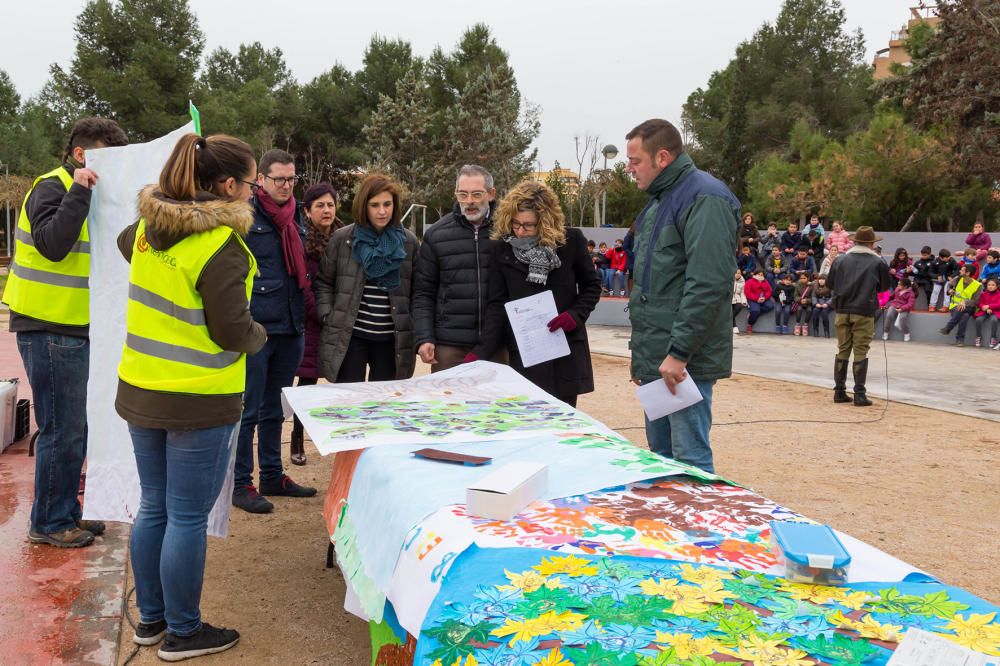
xmin=353 ymin=283 xmax=394 ymax=339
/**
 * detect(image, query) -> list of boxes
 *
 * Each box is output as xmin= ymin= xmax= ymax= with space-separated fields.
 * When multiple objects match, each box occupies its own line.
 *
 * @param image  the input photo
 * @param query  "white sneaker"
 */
xmin=733 ymin=326 xmax=740 ymax=335
xmin=903 ymin=334 xmax=911 ymax=342
xmin=882 ymin=332 xmax=889 ymax=341
xmin=619 ymin=290 xmax=626 ymax=296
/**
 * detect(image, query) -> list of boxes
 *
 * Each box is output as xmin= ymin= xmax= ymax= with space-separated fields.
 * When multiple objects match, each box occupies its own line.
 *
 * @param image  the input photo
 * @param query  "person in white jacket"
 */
xmin=732 ymin=270 xmax=748 ymax=334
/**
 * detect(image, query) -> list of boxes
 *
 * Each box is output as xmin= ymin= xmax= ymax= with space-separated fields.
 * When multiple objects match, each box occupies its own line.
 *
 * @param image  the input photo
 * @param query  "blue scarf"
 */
xmin=351 ymin=223 xmax=406 ymax=291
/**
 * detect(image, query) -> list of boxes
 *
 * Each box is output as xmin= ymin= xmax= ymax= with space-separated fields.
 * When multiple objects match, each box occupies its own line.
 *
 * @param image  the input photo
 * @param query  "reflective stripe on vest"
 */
xmin=1 ymin=167 xmax=90 ymax=326
xmin=118 ymin=219 xmax=256 ymax=396
xmin=128 ymin=283 xmax=207 ymax=326
xmin=14 ymin=225 xmax=91 ymax=254
xmin=125 ymin=333 xmax=241 ymax=369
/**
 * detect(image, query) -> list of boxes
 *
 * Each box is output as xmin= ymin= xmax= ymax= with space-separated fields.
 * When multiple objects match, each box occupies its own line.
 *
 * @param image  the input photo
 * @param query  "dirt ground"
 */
xmin=117 ymin=354 xmax=1000 ymax=665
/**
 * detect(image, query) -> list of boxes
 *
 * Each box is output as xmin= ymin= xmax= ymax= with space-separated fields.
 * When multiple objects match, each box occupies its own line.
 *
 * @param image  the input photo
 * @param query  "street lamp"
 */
xmin=600 ymin=144 xmax=618 ymax=227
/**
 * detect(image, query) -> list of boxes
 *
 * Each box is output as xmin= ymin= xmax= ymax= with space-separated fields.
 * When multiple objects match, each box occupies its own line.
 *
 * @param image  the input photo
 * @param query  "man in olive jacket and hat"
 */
xmin=625 ymin=119 xmax=740 ymax=474
xmin=826 ymin=226 xmax=891 ymax=406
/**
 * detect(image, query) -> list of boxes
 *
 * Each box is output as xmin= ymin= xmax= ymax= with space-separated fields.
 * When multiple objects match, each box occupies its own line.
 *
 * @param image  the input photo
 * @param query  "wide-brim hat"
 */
xmin=848 ymin=226 xmax=882 ymax=243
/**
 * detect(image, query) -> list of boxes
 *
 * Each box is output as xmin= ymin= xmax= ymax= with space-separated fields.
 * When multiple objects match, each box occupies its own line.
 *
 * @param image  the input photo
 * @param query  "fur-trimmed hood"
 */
xmin=137 ymin=185 xmax=253 ymax=251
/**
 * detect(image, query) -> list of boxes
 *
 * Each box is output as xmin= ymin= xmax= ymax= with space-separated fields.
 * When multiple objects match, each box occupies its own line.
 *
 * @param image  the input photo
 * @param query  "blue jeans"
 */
xmin=747 ymin=299 xmax=774 ymax=325
xmin=235 ymin=333 xmax=304 ymax=489
xmin=776 ymin=303 xmax=791 ymax=328
xmin=16 ymin=332 xmax=88 ymax=534
xmin=944 ymin=308 xmax=971 ymax=341
xmin=599 ymin=268 xmax=612 ymax=290
xmin=608 ymin=270 xmax=626 ymax=293
xmin=129 ymin=423 xmax=237 ymax=636
xmin=644 ymin=379 xmax=716 ymax=473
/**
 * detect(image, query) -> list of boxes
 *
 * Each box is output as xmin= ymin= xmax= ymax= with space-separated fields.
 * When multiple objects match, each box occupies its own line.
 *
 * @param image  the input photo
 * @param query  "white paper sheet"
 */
xmin=888 ymin=628 xmax=996 ymax=666
xmin=636 ymin=374 xmax=704 ymax=420
xmin=503 ymin=291 xmax=570 ymax=367
xmin=82 ymin=123 xmax=236 ymax=537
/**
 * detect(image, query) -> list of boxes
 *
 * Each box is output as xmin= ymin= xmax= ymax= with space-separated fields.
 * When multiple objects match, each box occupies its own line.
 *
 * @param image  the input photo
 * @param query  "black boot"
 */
xmin=290 ymin=416 xmax=306 ymax=466
xmin=833 ymin=359 xmax=851 ymax=403
xmin=852 ymin=358 xmax=872 ymax=406
xmin=823 ymin=319 xmax=830 ymax=338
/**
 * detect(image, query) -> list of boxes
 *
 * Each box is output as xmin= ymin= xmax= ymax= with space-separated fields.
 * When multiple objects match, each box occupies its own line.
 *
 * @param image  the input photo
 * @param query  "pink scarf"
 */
xmin=257 ymin=188 xmax=309 ymax=291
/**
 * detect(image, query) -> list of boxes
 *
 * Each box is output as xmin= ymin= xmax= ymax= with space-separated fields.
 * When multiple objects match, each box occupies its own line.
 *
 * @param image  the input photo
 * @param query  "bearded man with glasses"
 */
xmin=413 ymin=164 xmax=508 ymax=370
xmin=233 ymin=149 xmax=316 ymax=514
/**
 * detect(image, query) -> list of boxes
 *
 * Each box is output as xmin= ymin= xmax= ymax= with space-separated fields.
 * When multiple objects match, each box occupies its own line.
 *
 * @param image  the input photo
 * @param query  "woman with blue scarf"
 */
xmin=315 ymin=175 xmax=418 ymax=382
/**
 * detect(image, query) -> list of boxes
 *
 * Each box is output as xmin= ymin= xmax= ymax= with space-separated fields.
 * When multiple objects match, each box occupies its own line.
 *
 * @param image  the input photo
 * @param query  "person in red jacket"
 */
xmin=605 ymin=239 xmax=629 ymax=296
xmin=973 ymin=276 xmax=1000 ymax=348
xmin=883 ymin=277 xmax=916 ymax=342
xmin=743 ymin=268 xmax=773 ymax=334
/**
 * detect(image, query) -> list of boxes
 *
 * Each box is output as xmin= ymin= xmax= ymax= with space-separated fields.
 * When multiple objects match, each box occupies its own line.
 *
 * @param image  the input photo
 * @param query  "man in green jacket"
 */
xmin=625 ymin=119 xmax=740 ymax=474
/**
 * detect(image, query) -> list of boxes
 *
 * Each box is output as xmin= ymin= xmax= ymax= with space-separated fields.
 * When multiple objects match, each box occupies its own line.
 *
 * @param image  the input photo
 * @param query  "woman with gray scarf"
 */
xmin=468 ymin=181 xmax=601 ymax=406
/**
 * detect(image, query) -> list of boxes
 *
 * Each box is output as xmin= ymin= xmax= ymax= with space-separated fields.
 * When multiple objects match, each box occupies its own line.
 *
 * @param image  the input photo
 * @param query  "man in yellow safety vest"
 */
xmin=2 ymin=117 xmax=128 ymax=548
xmin=939 ymin=264 xmax=981 ymax=347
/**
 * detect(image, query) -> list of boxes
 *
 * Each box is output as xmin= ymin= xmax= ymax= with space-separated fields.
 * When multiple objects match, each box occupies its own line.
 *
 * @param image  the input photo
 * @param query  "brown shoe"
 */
xmin=28 ymin=527 xmax=95 ymax=548
xmin=77 ymin=519 xmax=107 ymax=536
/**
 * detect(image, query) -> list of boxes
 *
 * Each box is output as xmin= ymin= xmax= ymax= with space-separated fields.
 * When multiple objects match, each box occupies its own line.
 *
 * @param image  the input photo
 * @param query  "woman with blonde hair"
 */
xmin=315 ymin=174 xmax=418 ymax=382
xmin=468 ymin=181 xmax=601 ymax=406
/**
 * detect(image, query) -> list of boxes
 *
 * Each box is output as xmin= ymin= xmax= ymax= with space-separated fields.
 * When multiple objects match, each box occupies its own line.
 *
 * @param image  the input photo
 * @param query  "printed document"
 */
xmin=504 ymin=291 xmax=571 ymax=368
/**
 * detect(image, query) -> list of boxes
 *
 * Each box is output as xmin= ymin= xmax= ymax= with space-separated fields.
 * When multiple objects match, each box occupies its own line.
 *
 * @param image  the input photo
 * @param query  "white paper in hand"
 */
xmin=504 ymin=290 xmax=571 ymax=368
xmin=636 ymin=374 xmax=704 ymax=421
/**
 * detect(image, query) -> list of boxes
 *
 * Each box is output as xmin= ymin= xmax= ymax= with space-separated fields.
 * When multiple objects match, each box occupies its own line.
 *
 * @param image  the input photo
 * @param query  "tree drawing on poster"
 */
xmin=308 ymin=397 xmax=592 ymax=441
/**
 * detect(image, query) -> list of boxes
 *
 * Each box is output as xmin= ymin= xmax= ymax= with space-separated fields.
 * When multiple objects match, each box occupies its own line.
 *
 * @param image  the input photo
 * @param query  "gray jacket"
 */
xmin=314 ymin=223 xmax=419 ymax=381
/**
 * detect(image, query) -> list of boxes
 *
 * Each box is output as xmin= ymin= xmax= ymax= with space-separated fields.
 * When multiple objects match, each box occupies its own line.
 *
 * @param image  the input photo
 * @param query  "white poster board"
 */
xmin=82 ymin=123 xmax=236 ymax=537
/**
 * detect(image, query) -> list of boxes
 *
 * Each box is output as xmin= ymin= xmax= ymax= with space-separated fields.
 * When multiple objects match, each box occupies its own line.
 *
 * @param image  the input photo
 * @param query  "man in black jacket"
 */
xmin=826 ymin=226 xmax=891 ymax=407
xmin=413 ymin=165 xmax=505 ymax=371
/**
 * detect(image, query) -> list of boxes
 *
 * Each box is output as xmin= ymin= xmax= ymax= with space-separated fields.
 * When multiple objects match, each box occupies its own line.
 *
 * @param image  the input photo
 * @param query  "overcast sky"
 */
xmin=2 ymin=0 xmax=918 ymax=169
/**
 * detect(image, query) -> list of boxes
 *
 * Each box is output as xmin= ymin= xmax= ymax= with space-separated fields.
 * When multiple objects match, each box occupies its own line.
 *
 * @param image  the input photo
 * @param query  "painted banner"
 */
xmin=386 ymin=477 xmax=921 ymax=638
xmin=282 ymin=362 xmax=603 ymax=454
xmin=413 ymin=546 xmax=1000 ymax=665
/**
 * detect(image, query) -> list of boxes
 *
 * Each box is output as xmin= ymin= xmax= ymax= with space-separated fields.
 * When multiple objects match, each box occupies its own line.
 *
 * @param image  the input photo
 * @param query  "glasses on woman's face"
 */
xmin=511 ymin=222 xmax=538 ymax=231
xmin=455 ymin=190 xmax=487 ymax=202
xmin=219 ymin=178 xmax=259 ymax=196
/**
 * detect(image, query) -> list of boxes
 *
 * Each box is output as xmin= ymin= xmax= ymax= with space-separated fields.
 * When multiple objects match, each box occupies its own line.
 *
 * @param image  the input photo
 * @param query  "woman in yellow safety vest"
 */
xmin=115 ymin=133 xmax=266 ymax=660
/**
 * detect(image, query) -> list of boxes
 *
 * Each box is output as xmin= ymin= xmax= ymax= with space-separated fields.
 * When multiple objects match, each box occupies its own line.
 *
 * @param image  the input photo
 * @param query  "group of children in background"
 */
xmin=734 ymin=216 xmax=1000 ymax=349
xmin=589 ymin=237 xmax=633 ymax=297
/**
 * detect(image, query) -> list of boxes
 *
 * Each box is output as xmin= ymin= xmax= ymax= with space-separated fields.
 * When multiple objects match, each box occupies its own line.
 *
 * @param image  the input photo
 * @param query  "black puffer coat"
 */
xmin=412 ymin=202 xmax=499 ymax=348
xmin=473 ymin=228 xmax=602 ymax=401
xmin=314 ymin=223 xmax=419 ymax=381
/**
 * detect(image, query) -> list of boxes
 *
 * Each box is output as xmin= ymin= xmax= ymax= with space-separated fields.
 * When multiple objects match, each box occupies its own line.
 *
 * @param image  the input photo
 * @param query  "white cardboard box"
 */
xmin=466 ymin=462 xmax=548 ymax=521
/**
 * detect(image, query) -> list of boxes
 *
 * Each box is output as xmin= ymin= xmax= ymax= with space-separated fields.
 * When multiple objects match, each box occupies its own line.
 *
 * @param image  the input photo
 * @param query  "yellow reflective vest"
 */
xmin=2 ymin=167 xmax=90 ymax=326
xmin=949 ymin=277 xmax=981 ymax=311
xmin=118 ymin=220 xmax=256 ymax=395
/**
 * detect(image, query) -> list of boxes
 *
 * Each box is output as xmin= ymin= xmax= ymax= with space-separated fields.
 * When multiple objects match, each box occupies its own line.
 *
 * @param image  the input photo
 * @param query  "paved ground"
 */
xmin=588 ymin=325 xmax=1000 ymax=423
xmin=0 ymin=325 xmax=128 ymax=666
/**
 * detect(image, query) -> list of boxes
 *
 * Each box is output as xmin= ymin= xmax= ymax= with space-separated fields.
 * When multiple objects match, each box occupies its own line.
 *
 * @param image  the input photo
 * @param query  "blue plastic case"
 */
xmin=770 ymin=520 xmax=852 ymax=585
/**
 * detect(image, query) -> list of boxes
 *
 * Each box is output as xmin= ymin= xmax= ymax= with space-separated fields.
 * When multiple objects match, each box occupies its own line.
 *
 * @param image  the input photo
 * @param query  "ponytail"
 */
xmin=159 ymin=133 xmax=255 ymax=201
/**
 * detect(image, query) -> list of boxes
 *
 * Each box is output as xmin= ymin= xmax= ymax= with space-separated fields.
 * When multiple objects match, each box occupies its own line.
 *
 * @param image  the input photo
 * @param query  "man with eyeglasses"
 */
xmin=413 ymin=164 xmax=507 ymax=371
xmin=233 ymin=149 xmax=316 ymax=514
